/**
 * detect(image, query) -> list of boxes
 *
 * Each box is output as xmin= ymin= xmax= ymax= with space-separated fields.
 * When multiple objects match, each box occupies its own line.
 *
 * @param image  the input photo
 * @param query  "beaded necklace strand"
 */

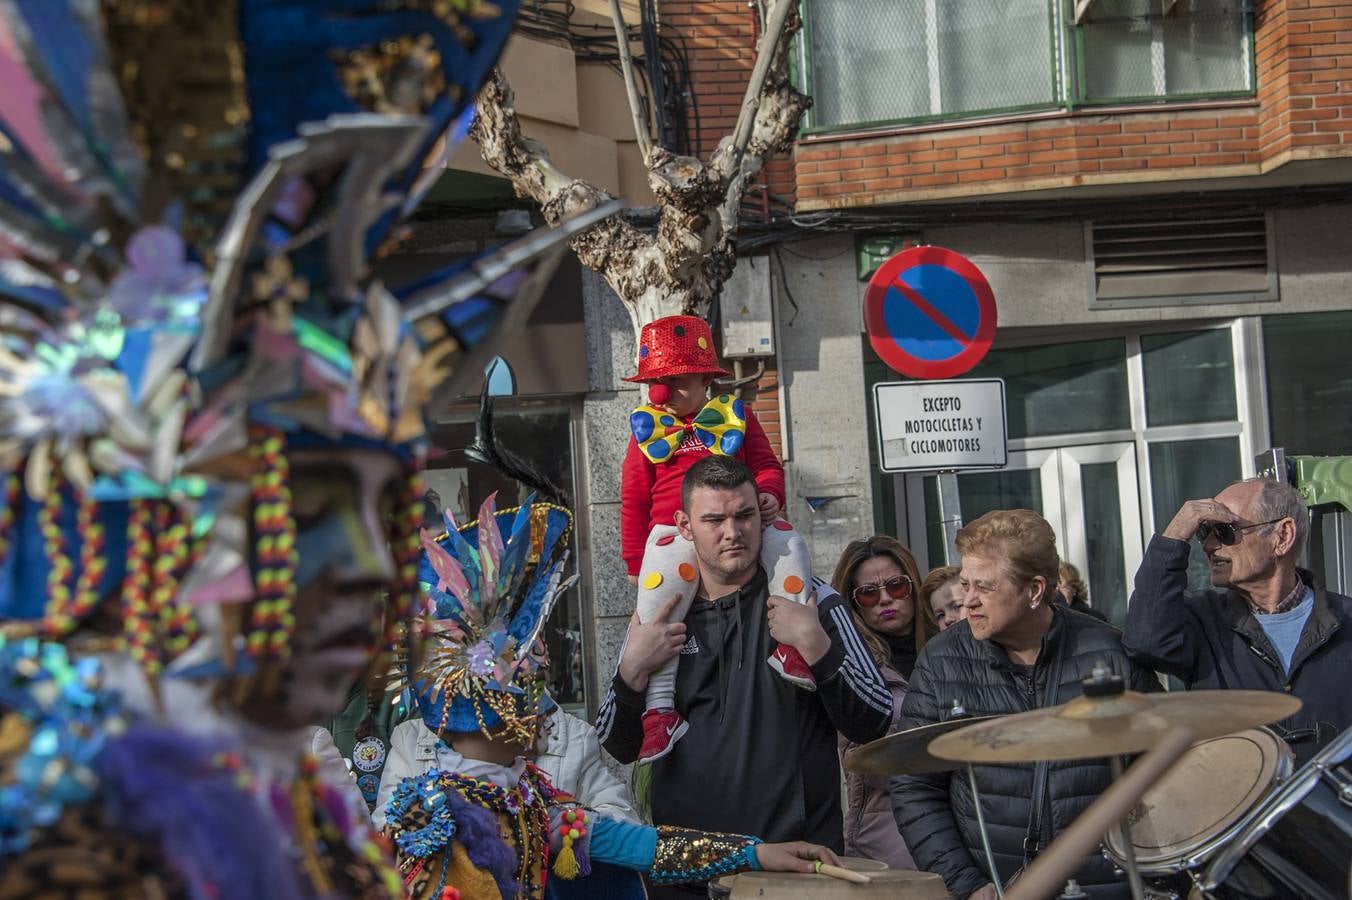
xmin=213 ymin=751 xmax=404 ymax=899
xmin=442 ymin=766 xmax=554 ymax=900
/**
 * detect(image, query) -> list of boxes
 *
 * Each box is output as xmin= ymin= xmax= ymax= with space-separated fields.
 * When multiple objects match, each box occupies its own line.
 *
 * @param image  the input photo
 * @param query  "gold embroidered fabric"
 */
xmin=650 ymin=825 xmax=759 ymax=885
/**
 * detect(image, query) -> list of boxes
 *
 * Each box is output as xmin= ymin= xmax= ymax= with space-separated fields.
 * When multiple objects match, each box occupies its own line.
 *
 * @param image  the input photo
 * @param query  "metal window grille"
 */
xmin=799 ymin=0 xmax=1253 ymax=132
xmin=1087 ymin=213 xmax=1278 ymax=309
xmin=1076 ymin=0 xmax=1254 ymax=102
xmin=802 ymin=0 xmax=1060 ymax=130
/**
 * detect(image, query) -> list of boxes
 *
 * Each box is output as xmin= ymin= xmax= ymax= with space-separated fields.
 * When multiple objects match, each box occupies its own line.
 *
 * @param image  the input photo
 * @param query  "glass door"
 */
xmin=932 ymin=442 xmax=1142 ymax=624
xmin=1058 ymin=443 xmax=1143 ymax=625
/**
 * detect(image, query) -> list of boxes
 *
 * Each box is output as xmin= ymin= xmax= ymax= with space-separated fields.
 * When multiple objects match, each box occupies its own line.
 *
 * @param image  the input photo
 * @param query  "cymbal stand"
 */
xmin=1109 ymin=756 xmax=1147 ymax=900
xmin=967 ymin=763 xmax=1006 ymax=900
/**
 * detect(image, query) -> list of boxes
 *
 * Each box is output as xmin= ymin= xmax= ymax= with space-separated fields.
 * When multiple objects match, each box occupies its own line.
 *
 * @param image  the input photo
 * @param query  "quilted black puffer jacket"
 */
xmin=890 ymin=605 xmax=1161 ymax=899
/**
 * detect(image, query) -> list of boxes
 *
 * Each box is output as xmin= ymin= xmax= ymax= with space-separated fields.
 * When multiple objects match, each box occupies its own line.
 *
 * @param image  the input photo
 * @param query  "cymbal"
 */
xmin=929 ymin=690 xmax=1301 ymax=764
xmin=845 ymin=717 xmax=1004 ymax=775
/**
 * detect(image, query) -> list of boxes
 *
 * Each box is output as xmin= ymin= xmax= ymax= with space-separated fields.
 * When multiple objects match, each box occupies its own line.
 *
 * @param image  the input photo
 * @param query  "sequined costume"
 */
xmin=381 ymin=495 xmax=767 ymax=900
xmin=0 ymin=0 xmax=615 ymax=896
xmin=386 ymin=760 xmax=765 ymax=900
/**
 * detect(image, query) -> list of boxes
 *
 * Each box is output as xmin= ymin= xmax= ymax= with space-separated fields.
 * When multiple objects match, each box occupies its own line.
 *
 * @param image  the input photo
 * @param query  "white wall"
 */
xmin=774 ymin=237 xmax=878 ymax=578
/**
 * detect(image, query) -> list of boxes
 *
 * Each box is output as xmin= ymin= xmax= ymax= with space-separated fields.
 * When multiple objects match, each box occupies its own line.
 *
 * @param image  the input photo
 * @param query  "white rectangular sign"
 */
xmin=873 ymin=378 xmax=1008 ymax=473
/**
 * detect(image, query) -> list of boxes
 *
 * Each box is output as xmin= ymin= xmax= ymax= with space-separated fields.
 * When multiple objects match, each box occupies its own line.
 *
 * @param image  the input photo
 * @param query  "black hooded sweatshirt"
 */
xmin=597 ymin=571 xmax=892 ymax=881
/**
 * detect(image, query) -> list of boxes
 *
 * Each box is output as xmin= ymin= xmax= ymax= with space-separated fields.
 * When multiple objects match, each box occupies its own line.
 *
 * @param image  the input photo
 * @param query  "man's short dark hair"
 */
xmin=681 ymin=456 xmax=755 ymax=511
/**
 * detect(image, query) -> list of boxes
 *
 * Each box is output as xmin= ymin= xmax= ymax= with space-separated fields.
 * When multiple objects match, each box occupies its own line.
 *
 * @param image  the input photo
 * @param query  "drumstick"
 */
xmin=1005 ymin=727 xmax=1195 ymax=900
xmin=813 ymin=861 xmax=872 ymax=884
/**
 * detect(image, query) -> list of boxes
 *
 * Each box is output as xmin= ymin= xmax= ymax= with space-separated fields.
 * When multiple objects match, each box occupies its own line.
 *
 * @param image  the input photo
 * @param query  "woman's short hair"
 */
xmin=955 ymin=509 xmax=1060 ymax=596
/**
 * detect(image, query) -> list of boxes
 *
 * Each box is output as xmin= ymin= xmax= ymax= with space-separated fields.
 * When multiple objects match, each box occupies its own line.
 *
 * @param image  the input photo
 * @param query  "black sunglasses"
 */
xmin=852 ymin=575 xmax=914 ymax=608
xmin=1194 ymin=518 xmax=1286 ymax=546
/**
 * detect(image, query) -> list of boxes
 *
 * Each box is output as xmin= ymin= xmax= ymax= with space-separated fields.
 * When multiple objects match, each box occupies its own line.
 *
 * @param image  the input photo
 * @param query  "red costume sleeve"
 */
xmin=742 ymin=408 xmax=786 ymax=507
xmin=621 ymin=437 xmax=656 ymax=576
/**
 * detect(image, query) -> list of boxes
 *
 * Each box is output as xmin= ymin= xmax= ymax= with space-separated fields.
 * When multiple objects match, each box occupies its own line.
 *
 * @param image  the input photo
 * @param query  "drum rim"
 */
xmin=1102 ymin=729 xmax=1290 ymax=873
xmin=1201 ymin=725 xmax=1352 ymax=892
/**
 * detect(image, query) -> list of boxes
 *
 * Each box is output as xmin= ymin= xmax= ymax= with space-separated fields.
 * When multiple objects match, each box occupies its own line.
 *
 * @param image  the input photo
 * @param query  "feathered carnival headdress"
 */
xmin=411 ymin=488 xmax=577 ymax=744
xmin=0 ymin=0 xmax=613 ymax=694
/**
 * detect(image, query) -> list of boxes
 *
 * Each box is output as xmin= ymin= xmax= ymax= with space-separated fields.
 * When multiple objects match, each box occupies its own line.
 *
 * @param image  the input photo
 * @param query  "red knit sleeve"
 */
xmin=741 ymin=407 xmax=785 ymax=506
xmin=620 ymin=437 xmax=656 ymax=576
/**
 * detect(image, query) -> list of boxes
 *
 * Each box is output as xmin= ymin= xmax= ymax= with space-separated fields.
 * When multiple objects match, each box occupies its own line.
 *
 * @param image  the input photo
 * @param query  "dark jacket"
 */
xmin=1069 ymin=598 xmax=1108 ymax=622
xmin=840 ymin=664 xmax=914 ymax=869
xmin=597 ymin=572 xmax=891 ymax=853
xmin=1124 ymin=534 xmax=1352 ymax=766
xmin=890 ymin=605 xmax=1158 ymax=899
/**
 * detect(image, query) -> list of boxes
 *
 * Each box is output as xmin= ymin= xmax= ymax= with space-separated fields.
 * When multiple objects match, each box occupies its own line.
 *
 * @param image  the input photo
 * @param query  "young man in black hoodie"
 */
xmin=597 ymin=456 xmax=892 ymax=897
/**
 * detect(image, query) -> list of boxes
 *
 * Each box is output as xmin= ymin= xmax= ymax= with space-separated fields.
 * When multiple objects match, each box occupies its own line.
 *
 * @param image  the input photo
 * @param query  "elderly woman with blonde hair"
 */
xmin=890 ymin=509 xmax=1158 ymax=900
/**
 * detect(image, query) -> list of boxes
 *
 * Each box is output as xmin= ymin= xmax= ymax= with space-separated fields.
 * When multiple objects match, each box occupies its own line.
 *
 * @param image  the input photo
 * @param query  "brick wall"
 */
xmin=1258 ymin=0 xmax=1352 ymax=159
xmin=662 ymin=0 xmax=798 ymax=205
xmin=788 ymin=0 xmax=1352 ymax=209
xmin=649 ymin=0 xmax=1352 ymax=211
xmin=744 ymin=360 xmax=783 ymax=460
xmin=794 ymin=108 xmax=1270 ymax=208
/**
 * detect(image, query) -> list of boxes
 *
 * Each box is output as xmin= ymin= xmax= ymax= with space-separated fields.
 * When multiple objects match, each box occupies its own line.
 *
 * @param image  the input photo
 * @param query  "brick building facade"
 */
xmin=658 ymin=0 xmax=1352 ymax=617
xmin=420 ymin=1 xmax=1352 ymax=712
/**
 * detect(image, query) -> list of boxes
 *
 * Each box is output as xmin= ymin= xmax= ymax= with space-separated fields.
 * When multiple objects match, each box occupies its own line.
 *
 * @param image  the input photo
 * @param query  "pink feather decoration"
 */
xmin=422 ymin=533 xmax=470 ymax=604
xmin=476 ymin=492 xmax=504 ymax=582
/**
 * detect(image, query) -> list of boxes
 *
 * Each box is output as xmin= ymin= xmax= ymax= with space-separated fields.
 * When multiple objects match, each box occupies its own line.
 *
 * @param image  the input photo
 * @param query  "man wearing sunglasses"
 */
xmin=1124 ymin=478 xmax=1352 ymax=765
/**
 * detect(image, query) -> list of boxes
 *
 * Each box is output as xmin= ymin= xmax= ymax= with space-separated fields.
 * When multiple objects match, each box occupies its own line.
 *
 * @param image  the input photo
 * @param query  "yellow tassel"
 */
xmin=553 ymin=839 xmax=580 ymax=880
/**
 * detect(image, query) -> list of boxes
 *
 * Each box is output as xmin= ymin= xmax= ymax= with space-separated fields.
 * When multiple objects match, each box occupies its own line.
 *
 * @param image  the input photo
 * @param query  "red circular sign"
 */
xmin=863 ymin=246 xmax=997 ymax=379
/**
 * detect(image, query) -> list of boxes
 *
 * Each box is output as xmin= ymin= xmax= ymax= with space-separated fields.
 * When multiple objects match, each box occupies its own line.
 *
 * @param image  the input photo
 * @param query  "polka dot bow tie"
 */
xmin=630 ymin=394 xmax=747 ymax=463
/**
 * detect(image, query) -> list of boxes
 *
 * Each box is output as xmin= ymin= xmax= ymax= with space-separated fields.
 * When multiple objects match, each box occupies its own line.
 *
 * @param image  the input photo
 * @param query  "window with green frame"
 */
xmin=800 ymin=0 xmax=1255 ymax=133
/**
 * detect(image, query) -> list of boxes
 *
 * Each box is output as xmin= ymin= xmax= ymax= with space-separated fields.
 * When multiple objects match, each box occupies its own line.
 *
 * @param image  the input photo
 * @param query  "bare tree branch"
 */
xmin=469 ymin=2 xmax=809 ymax=334
xmin=608 ymin=0 xmax=654 ymax=166
xmin=724 ymin=0 xmax=798 ymax=175
xmin=712 ymin=0 xmax=809 ymax=242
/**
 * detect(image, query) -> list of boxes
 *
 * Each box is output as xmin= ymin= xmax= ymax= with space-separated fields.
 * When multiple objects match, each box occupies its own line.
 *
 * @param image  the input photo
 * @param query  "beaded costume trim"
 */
xmin=649 ymin=825 xmax=762 ymax=885
xmin=387 ymin=762 xmax=569 ymax=900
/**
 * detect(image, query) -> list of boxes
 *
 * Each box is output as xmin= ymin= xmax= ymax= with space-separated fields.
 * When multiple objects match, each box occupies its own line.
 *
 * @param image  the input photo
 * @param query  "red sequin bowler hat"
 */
xmin=624 ymin=315 xmax=732 ymax=383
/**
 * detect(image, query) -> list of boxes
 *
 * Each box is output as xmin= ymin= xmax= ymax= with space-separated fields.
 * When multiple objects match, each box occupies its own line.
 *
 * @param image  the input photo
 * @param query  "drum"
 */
xmin=709 ymin=867 xmax=946 ymax=900
xmin=1103 ymin=728 xmax=1292 ymax=878
xmin=1200 ymin=725 xmax=1352 ymax=900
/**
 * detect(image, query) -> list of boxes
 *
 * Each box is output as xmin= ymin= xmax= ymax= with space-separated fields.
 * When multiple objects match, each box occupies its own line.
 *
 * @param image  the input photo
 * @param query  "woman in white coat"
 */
xmin=372 ymin=702 xmax=637 ymax=827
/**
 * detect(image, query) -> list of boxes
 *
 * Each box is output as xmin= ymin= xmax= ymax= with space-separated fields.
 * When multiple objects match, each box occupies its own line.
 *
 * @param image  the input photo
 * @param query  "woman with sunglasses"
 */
xmin=830 ymin=535 xmax=937 ymax=869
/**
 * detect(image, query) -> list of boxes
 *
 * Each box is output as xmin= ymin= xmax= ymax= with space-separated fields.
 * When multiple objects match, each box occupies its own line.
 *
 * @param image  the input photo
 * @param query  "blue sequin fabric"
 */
xmin=0 ymin=636 xmax=125 ymax=856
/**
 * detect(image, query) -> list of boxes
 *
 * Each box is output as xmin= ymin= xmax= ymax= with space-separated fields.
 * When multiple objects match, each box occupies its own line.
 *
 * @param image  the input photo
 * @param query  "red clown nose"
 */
xmin=647 ymin=383 xmax=671 ymax=406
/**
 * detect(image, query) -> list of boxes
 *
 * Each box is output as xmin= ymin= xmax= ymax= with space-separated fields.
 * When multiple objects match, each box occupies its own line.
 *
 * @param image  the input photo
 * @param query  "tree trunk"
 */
xmin=469 ymin=0 xmax=810 ymax=336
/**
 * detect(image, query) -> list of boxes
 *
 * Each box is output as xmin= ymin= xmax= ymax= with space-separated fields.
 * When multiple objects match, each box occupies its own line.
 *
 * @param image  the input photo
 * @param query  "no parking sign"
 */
xmin=863 ymin=246 xmax=997 ymax=379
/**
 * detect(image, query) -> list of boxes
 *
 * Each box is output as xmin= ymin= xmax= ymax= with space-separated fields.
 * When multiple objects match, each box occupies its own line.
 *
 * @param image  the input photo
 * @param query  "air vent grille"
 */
xmin=1091 ymin=215 xmax=1275 ymax=305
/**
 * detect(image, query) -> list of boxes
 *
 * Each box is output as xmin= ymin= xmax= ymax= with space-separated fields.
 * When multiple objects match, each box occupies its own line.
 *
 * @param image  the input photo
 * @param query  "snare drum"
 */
xmin=1103 ymin=728 xmax=1292 ymax=878
xmin=1200 ymin=725 xmax=1352 ymax=900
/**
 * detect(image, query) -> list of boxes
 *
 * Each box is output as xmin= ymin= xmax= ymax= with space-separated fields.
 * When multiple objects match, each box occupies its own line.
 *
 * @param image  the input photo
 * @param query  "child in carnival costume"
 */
xmin=0 ymin=1 xmax=612 ymax=896
xmin=384 ymin=488 xmax=840 ymax=900
xmin=621 ymin=315 xmax=813 ymax=762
